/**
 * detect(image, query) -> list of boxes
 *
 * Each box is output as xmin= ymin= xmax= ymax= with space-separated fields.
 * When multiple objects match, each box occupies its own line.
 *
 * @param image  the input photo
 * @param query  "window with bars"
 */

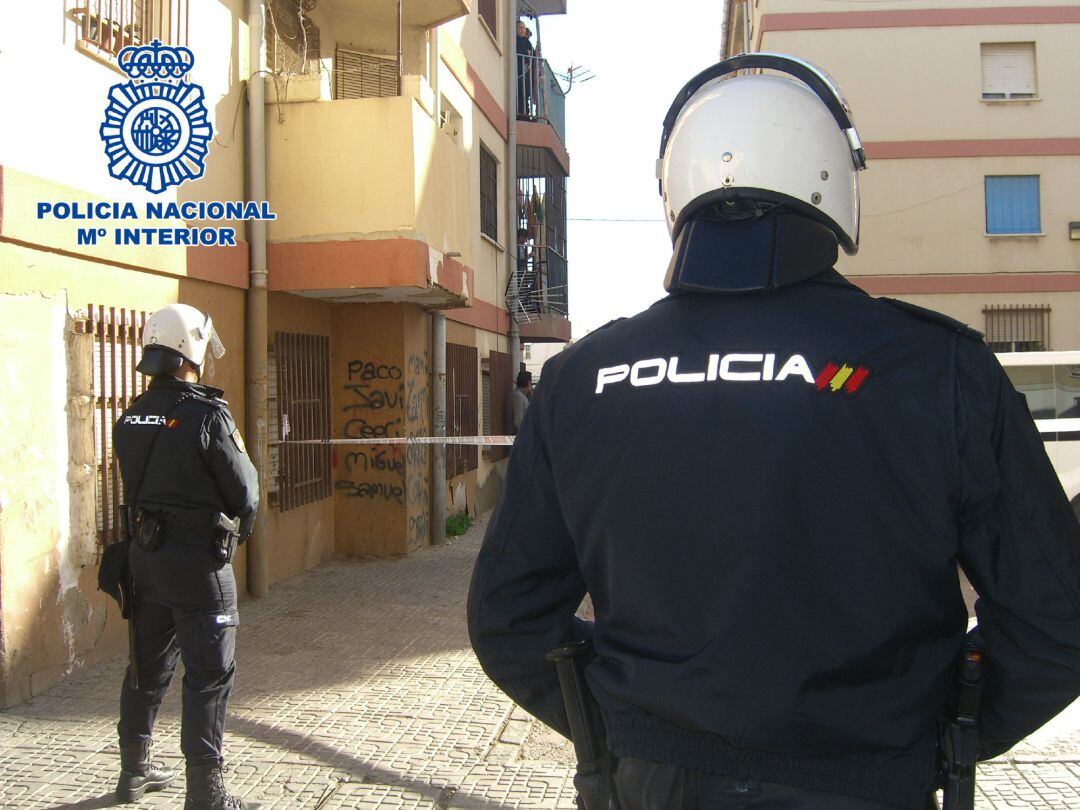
xmin=984 ymin=304 xmax=1051 ymax=352
xmin=334 ymin=46 xmax=399 ymax=99
xmin=73 ymin=0 xmax=189 ymax=62
xmin=85 ymin=305 xmax=149 ymax=544
xmin=275 ymin=332 xmax=332 ymax=511
xmin=480 ymin=144 xmax=499 ymax=242
xmin=267 ymin=0 xmax=321 ymax=76
xmin=981 ymin=42 xmax=1037 ymax=100
xmin=985 ymin=175 xmax=1041 ymax=235
xmin=478 ymin=0 xmax=498 ymax=38
xmin=483 ymin=350 xmax=512 ymax=462
xmin=447 ymin=343 xmax=479 ymax=476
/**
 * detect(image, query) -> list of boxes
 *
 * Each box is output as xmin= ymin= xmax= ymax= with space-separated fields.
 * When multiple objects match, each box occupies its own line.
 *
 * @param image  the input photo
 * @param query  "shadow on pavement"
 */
xmin=229 ymin=714 xmax=518 ymax=810
xmin=42 ymin=793 xmax=120 ymax=809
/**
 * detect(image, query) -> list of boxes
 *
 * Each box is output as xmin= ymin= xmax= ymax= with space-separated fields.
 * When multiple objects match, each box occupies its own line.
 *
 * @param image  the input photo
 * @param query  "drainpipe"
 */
xmin=507 ymin=3 xmax=521 ymax=376
xmin=431 ymin=312 xmax=447 ymax=545
xmin=743 ymin=0 xmax=752 ymax=55
xmin=397 ymin=0 xmax=403 ymax=96
xmin=246 ymin=0 xmax=270 ymax=598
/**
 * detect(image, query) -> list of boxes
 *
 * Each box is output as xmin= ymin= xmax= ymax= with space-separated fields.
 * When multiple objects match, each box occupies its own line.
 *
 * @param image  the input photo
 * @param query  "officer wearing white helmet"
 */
xmin=469 ymin=55 xmax=1080 ymax=808
xmin=110 ymin=303 xmax=261 ymax=809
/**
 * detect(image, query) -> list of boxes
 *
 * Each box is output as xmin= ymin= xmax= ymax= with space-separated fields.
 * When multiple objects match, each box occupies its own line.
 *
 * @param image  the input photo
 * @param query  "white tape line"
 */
xmin=275 ymin=436 xmax=515 ymax=446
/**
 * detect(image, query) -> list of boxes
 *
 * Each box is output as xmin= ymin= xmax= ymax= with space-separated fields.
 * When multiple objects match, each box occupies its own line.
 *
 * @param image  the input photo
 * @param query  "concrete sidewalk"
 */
xmin=1 ymin=515 xmax=1077 ymax=809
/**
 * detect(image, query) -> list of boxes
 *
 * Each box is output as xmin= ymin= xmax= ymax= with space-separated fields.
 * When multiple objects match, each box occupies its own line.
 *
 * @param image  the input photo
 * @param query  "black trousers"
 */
xmin=117 ymin=541 xmax=238 ymax=764
xmin=613 ymin=758 xmax=918 ymax=810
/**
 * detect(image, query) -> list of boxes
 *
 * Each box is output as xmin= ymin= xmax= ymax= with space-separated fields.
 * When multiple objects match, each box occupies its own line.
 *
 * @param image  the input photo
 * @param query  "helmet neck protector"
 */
xmin=663 ymin=212 xmax=838 ymax=294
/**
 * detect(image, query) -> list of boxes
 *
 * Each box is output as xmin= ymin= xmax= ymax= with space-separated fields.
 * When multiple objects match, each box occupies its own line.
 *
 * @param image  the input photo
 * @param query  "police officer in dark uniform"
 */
xmin=113 ymin=303 xmax=261 ymax=809
xmin=468 ymin=55 xmax=1080 ymax=808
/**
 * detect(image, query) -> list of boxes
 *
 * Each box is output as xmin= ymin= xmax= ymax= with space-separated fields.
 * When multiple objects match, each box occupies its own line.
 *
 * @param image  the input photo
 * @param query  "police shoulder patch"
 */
xmin=231 ymin=428 xmax=247 ymax=454
xmin=882 ymin=298 xmax=984 ymax=342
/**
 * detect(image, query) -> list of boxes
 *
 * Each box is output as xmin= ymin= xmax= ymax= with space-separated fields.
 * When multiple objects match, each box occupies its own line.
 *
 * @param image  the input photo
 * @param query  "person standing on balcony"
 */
xmin=112 ymin=304 xmax=262 ymax=810
xmin=469 ymin=54 xmax=1080 ymax=808
xmin=516 ymin=19 xmax=536 ymax=119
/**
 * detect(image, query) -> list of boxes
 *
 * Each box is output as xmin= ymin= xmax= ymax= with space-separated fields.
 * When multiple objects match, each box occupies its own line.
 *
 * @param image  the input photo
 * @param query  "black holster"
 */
xmin=212 ymin=512 xmax=241 ymax=563
xmin=132 ymin=508 xmax=166 ymax=552
xmin=939 ymin=642 xmax=985 ymax=810
xmin=546 ymin=640 xmax=620 ymax=810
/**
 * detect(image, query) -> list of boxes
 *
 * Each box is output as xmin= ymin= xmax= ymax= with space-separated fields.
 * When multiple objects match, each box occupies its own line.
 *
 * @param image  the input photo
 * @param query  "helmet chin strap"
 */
xmin=664 ymin=214 xmax=839 ymax=294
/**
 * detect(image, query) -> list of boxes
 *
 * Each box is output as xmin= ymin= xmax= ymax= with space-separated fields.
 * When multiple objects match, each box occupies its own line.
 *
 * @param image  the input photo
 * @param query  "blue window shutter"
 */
xmin=985 ymin=175 xmax=1040 ymax=234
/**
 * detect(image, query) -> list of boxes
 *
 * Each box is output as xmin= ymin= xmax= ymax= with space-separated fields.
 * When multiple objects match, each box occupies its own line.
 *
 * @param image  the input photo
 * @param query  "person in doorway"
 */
xmin=511 ymin=369 xmax=534 ymax=433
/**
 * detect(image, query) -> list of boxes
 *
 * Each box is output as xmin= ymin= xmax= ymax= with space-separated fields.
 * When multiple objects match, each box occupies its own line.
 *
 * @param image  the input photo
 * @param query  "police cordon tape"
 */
xmin=273 ymin=436 xmax=515 ymax=446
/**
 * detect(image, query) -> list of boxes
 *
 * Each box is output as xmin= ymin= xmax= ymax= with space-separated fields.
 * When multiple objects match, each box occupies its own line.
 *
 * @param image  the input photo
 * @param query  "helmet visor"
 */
xmin=202 ymin=315 xmax=226 ymax=360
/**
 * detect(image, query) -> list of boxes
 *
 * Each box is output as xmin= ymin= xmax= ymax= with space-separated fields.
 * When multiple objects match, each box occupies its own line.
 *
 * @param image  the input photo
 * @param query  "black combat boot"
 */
xmin=116 ymin=739 xmax=176 ymax=802
xmin=185 ymin=762 xmax=263 ymax=810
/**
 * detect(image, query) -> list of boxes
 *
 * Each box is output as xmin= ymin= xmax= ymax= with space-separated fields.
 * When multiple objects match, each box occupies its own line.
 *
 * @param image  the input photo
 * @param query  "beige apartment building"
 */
xmin=725 ymin=0 xmax=1080 ymax=351
xmin=0 ymin=0 xmax=570 ymax=706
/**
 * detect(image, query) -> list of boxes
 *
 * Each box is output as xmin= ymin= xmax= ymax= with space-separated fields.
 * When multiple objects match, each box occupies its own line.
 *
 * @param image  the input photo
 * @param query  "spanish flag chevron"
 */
xmin=815 ymin=362 xmax=870 ymax=395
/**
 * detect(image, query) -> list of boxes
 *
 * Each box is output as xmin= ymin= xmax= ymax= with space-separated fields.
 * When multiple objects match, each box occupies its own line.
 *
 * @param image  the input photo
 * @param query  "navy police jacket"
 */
xmin=114 ymin=377 xmax=259 ymax=541
xmin=468 ymin=218 xmax=1080 ymax=807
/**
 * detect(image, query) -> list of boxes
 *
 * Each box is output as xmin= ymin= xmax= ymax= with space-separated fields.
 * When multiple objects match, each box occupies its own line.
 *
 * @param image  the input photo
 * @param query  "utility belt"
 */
xmin=119 ymin=505 xmax=242 ymax=563
xmin=549 ymin=640 xmax=985 ymax=810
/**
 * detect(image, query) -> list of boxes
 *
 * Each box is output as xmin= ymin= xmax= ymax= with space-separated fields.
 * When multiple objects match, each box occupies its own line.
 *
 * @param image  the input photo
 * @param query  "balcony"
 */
xmin=265 ymin=78 xmax=472 ymax=307
xmin=517 ymin=54 xmax=567 ymax=152
xmin=509 ymin=245 xmax=571 ymax=342
xmin=333 ymin=0 xmax=469 ymax=29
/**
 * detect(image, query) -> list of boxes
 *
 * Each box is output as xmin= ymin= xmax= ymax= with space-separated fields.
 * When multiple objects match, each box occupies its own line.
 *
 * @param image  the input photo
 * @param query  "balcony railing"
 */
xmin=508 ymin=244 xmax=567 ymax=320
xmin=517 ymin=54 xmax=566 ymax=144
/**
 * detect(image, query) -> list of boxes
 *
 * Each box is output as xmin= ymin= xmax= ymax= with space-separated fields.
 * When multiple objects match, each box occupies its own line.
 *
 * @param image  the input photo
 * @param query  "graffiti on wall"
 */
xmin=336 ymin=353 xmax=431 ymax=545
xmin=405 ymin=353 xmax=430 ymax=545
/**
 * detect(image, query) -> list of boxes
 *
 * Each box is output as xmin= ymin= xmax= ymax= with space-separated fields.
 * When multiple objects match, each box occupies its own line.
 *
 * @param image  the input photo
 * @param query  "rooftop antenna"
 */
xmin=554 ymin=63 xmax=596 ymax=94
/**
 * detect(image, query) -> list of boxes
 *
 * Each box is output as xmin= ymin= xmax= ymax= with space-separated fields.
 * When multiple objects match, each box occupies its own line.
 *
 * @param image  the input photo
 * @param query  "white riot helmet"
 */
xmin=136 ymin=303 xmax=225 ymax=377
xmin=658 ymin=53 xmax=867 ymax=254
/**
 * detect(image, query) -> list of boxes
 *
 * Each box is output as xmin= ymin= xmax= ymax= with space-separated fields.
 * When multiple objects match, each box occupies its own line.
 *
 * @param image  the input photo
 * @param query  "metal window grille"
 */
xmin=983 ymin=304 xmax=1051 ymax=352
xmin=985 ymin=175 xmax=1041 ymax=235
xmin=484 ymin=350 xmax=512 ymax=462
xmin=275 ymin=332 xmax=332 ymax=511
xmin=267 ymin=0 xmax=321 ymax=76
xmin=480 ymin=144 xmax=499 ymax=241
xmin=446 ymin=343 xmax=479 ymax=476
xmin=74 ymin=1 xmax=189 ymax=61
xmin=981 ymin=42 xmax=1037 ymax=99
xmin=478 ymin=0 xmax=497 ymax=36
xmin=85 ymin=305 xmax=149 ymax=544
xmin=334 ymin=46 xmax=399 ymax=99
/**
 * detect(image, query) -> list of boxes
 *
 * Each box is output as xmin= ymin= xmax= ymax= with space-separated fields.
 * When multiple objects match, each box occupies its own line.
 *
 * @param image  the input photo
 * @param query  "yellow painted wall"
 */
xmin=750 ymin=3 xmax=1080 ymax=349
xmin=762 ymin=24 xmax=1080 ymax=144
xmin=841 ymin=156 xmax=1080 ymax=279
xmin=332 ymin=303 xmax=411 ymax=556
xmin=0 ymin=1 xmax=249 ymax=232
xmin=264 ymin=292 xmax=337 ymax=581
xmin=0 ymin=243 xmax=249 ymax=706
xmin=440 ymin=0 xmax=509 ymax=104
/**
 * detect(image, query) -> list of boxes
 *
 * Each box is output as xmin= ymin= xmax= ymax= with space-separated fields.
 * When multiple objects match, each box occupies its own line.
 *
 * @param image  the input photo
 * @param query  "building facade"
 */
xmin=725 ymin=0 xmax=1080 ymax=350
xmin=0 ymin=0 xmax=571 ymax=706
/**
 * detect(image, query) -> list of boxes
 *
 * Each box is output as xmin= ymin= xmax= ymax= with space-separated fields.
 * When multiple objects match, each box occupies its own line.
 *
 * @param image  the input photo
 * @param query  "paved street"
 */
xmin=1 ymin=515 xmax=1078 ymax=809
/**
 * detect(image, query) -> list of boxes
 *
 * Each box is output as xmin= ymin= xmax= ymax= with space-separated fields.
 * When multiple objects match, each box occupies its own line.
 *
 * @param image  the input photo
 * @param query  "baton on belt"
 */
xmin=546 ymin=640 xmax=618 ymax=810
